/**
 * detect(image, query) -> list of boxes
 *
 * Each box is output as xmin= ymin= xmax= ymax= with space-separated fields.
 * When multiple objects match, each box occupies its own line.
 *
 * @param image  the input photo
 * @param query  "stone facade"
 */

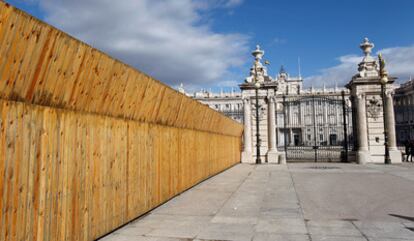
xmin=191 ymin=89 xmax=244 ymax=123
xmin=394 ymin=79 xmax=414 ymax=143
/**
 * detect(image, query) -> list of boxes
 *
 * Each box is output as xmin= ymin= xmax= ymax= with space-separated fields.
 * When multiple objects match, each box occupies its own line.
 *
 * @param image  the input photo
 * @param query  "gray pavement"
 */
xmin=99 ymin=163 xmax=414 ymax=241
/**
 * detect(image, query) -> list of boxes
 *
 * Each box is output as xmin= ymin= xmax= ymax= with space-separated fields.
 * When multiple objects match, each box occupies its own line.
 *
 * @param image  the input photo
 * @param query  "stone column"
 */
xmin=385 ymin=91 xmax=402 ymax=162
xmin=356 ymin=94 xmax=370 ymax=164
xmin=241 ymin=98 xmax=253 ymax=163
xmin=266 ymin=97 xmax=279 ymax=163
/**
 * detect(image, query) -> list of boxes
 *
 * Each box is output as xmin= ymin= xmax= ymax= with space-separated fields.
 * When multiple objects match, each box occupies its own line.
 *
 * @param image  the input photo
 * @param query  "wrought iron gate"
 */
xmin=280 ymin=93 xmax=353 ymax=162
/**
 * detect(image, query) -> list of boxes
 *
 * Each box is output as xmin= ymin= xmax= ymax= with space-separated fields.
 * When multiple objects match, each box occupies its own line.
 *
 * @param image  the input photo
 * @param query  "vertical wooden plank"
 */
xmin=12 ymin=101 xmax=25 ymax=241
xmin=130 ymin=73 xmax=150 ymax=121
xmin=42 ymin=108 xmax=57 ymax=241
xmin=63 ymin=112 xmax=75 ymax=241
xmin=0 ymin=101 xmax=7 ymax=240
xmin=33 ymin=30 xmax=66 ymax=105
xmin=14 ymin=102 xmax=29 ymax=241
xmin=7 ymin=102 xmax=20 ymax=241
xmin=67 ymin=45 xmax=92 ymax=109
xmin=100 ymin=62 xmax=123 ymax=115
xmin=85 ymin=57 xmax=115 ymax=114
xmin=0 ymin=5 xmax=18 ymax=68
xmin=0 ymin=10 xmax=24 ymax=98
xmin=0 ymin=3 xmax=15 ymax=47
xmin=34 ymin=107 xmax=52 ymax=241
xmin=11 ymin=20 xmax=54 ymax=103
xmin=1 ymin=15 xmax=31 ymax=99
xmin=81 ymin=115 xmax=90 ymax=241
xmin=0 ymin=100 xmax=12 ymax=241
xmin=25 ymin=27 xmax=58 ymax=102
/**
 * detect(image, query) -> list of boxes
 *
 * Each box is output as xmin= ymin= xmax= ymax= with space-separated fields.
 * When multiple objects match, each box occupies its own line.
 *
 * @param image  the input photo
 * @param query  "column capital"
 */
xmin=357 ymin=93 xmax=366 ymax=100
xmin=242 ymin=97 xmax=250 ymax=103
xmin=385 ymin=90 xmax=394 ymax=97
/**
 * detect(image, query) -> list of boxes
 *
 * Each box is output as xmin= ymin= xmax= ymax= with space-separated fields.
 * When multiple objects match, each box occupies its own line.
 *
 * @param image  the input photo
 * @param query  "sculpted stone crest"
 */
xmin=366 ymin=96 xmax=382 ymax=120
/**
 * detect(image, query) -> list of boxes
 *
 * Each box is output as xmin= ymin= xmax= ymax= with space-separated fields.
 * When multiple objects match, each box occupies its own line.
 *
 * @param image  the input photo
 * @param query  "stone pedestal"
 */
xmin=279 ymin=152 xmax=287 ymax=164
xmin=266 ymin=151 xmax=279 ymax=163
xmin=241 ymin=152 xmax=254 ymax=164
xmin=389 ymin=150 xmax=402 ymax=163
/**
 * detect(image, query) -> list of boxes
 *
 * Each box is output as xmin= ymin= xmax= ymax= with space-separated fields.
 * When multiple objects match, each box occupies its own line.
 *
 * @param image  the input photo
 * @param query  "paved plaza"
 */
xmin=100 ymin=163 xmax=414 ymax=241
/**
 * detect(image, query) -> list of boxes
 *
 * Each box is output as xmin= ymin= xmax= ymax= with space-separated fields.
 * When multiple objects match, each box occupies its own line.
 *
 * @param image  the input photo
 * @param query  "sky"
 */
xmin=6 ymin=0 xmax=414 ymax=92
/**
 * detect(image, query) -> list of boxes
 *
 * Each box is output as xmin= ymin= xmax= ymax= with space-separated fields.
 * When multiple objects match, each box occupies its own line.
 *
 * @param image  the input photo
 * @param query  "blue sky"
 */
xmin=6 ymin=0 xmax=414 ymax=91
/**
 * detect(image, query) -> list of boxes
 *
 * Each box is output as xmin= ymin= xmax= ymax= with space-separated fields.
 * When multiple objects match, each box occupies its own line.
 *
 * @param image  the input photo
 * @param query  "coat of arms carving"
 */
xmin=366 ymin=96 xmax=382 ymax=120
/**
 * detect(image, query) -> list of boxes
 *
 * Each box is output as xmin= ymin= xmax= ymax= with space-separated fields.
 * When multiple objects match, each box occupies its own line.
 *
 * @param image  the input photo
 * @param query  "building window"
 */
xmin=329 ymin=134 xmax=337 ymax=145
xmin=320 ymin=134 xmax=324 ymax=141
xmin=307 ymin=135 xmax=311 ymax=141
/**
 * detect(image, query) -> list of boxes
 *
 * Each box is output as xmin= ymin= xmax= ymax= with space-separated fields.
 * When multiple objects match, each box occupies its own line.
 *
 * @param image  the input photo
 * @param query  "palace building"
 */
xmin=394 ymin=78 xmax=414 ymax=143
xmin=190 ymin=45 xmax=351 ymax=163
xmin=187 ymin=39 xmax=404 ymax=164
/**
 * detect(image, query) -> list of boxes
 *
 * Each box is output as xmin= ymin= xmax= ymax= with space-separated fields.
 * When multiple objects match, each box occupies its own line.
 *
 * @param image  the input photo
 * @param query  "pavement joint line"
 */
xmin=287 ymin=164 xmax=313 ymax=241
xmin=194 ymin=167 xmax=254 ymax=240
xmin=350 ymin=221 xmax=370 ymax=241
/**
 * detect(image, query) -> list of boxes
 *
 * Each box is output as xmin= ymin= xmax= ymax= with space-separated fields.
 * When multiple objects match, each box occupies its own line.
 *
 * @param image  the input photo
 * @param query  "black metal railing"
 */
xmin=281 ymin=93 xmax=353 ymax=162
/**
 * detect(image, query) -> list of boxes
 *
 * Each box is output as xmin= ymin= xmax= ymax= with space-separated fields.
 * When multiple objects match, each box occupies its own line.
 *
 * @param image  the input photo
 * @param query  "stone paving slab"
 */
xmin=100 ymin=162 xmax=414 ymax=241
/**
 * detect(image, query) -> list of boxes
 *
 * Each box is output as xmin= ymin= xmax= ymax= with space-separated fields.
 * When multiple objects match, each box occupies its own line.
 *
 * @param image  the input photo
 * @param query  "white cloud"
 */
xmin=194 ymin=0 xmax=243 ymax=9
xmin=305 ymin=55 xmax=360 ymax=87
xmin=34 ymin=0 xmax=248 ymax=88
xmin=305 ymin=45 xmax=414 ymax=87
xmin=270 ymin=37 xmax=287 ymax=45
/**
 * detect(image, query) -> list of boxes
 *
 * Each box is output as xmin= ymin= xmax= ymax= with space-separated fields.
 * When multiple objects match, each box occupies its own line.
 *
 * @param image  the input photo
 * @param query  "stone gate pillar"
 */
xmin=266 ymin=97 xmax=279 ymax=163
xmin=347 ymin=38 xmax=402 ymax=164
xmin=356 ymin=94 xmax=369 ymax=164
xmin=239 ymin=45 xmax=285 ymax=164
xmin=241 ymin=98 xmax=253 ymax=163
xmin=386 ymin=91 xmax=401 ymax=160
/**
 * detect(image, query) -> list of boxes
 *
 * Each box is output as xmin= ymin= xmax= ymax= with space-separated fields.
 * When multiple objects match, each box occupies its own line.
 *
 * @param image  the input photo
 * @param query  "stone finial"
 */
xmin=245 ymin=45 xmax=270 ymax=83
xmin=357 ymin=37 xmax=378 ymax=78
xmin=252 ymin=45 xmax=264 ymax=60
xmin=360 ymin=37 xmax=374 ymax=57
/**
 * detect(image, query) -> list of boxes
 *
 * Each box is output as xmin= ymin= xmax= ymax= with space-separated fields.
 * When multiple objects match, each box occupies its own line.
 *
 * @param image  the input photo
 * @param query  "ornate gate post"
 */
xmin=346 ymin=38 xmax=402 ymax=164
xmin=266 ymin=97 xmax=279 ymax=163
xmin=241 ymin=98 xmax=254 ymax=163
xmin=355 ymin=94 xmax=369 ymax=164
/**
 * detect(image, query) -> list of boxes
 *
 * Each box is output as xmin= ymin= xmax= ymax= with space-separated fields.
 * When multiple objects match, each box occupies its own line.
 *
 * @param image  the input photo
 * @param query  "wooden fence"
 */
xmin=0 ymin=2 xmax=243 ymax=241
